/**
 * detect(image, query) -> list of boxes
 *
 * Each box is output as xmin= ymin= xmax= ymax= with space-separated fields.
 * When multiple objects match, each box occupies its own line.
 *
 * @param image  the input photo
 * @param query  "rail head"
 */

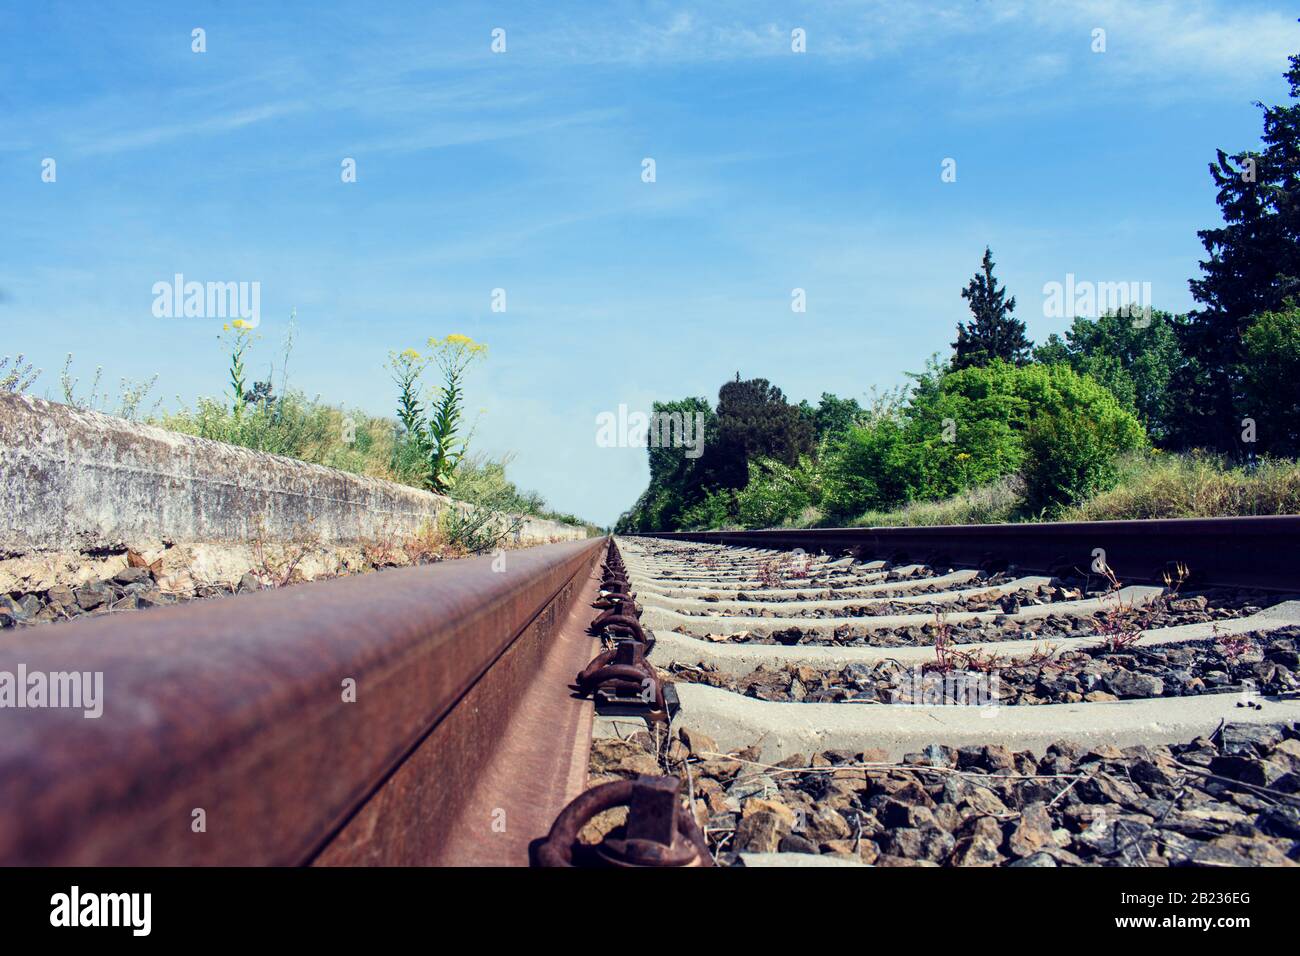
xmin=629 ymin=515 xmax=1300 ymax=591
xmin=0 ymin=537 xmax=606 ymax=865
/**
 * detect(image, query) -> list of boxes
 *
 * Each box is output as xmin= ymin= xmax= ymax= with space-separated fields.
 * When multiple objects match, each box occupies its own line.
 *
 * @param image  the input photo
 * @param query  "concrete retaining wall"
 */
xmin=0 ymin=392 xmax=585 ymax=555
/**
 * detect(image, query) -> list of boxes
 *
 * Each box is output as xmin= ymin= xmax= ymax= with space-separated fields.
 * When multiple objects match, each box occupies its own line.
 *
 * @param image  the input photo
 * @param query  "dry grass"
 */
xmin=1060 ymin=452 xmax=1300 ymax=520
xmin=848 ymin=476 xmax=1024 ymax=528
xmin=360 ymin=519 xmax=472 ymax=567
xmin=829 ymin=453 xmax=1300 ymax=528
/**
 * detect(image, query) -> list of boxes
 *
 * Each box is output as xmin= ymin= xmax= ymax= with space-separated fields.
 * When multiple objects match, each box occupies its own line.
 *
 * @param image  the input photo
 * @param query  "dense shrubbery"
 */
xmin=619 ymin=360 xmax=1146 ymax=531
xmin=733 ymin=456 xmax=822 ymax=529
xmin=1022 ymin=406 xmax=1127 ymax=516
xmin=899 ymin=360 xmax=1143 ymax=512
xmin=677 ymin=489 xmax=737 ymax=531
xmin=820 ymin=417 xmax=917 ymax=518
xmin=1034 ymin=310 xmax=1181 ymax=443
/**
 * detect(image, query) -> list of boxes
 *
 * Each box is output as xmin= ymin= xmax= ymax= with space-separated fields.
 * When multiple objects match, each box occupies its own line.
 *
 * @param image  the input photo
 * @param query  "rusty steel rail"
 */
xmin=632 ymin=515 xmax=1300 ymax=592
xmin=0 ymin=537 xmax=606 ymax=866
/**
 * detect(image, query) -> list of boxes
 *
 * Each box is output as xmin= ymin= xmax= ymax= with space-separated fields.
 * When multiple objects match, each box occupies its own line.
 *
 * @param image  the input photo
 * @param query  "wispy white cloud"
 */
xmin=26 ymin=0 xmax=1292 ymax=166
xmin=77 ymin=104 xmax=299 ymax=157
xmin=514 ymin=0 xmax=1295 ymax=94
xmin=1015 ymin=0 xmax=1297 ymax=83
xmin=354 ymin=107 xmax=622 ymax=156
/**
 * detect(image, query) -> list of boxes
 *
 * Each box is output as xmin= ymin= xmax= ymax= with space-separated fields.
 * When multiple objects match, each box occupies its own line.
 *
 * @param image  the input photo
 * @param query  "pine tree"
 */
xmin=708 ymin=374 xmax=815 ymax=489
xmin=951 ymin=247 xmax=1032 ymax=369
xmin=1169 ymin=48 xmax=1300 ymax=451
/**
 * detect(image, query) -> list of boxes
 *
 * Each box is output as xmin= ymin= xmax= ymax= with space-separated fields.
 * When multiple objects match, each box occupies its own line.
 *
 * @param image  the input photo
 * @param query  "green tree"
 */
xmin=798 ymin=393 xmax=865 ymax=442
xmin=952 ymin=247 xmax=1032 ymax=369
xmin=617 ymin=376 xmax=816 ymax=531
xmin=1032 ymin=310 xmax=1181 ymax=441
xmin=1241 ymin=306 xmax=1300 ymax=455
xmin=1031 ymin=334 xmax=1071 ymax=365
xmin=1171 ymin=48 xmax=1300 ymax=451
xmin=709 ymin=375 xmax=815 ymax=489
xmin=616 ymin=396 xmax=717 ymax=532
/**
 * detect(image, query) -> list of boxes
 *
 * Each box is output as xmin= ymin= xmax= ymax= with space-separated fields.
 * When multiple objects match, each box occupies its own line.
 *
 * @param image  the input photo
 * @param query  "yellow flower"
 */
xmin=955 ymin=452 xmax=971 ymax=461
xmin=231 ymin=319 xmax=251 ymax=330
xmin=430 ymin=333 xmax=487 ymax=355
xmin=222 ymin=323 xmax=231 ymax=331
xmin=400 ymin=348 xmax=422 ymax=361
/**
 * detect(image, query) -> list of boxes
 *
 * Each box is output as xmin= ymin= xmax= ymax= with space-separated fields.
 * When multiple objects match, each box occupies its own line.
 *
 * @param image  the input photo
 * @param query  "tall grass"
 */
xmin=833 ymin=453 xmax=1300 ymax=527
xmin=847 ymin=476 xmax=1024 ymax=527
xmin=158 ymin=392 xmax=413 ymax=482
xmin=1060 ymin=452 xmax=1300 ymax=520
xmin=58 ymin=354 xmax=161 ymax=421
xmin=452 ymin=452 xmax=602 ymax=534
xmin=156 ymin=395 xmax=596 ymax=532
xmin=1 ymin=354 xmax=40 ymax=393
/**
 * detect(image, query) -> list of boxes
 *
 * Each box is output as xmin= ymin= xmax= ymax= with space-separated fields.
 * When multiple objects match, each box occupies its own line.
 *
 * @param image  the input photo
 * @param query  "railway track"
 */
xmin=610 ymin=519 xmax=1300 ymax=866
xmin=2 ymin=517 xmax=1299 ymax=867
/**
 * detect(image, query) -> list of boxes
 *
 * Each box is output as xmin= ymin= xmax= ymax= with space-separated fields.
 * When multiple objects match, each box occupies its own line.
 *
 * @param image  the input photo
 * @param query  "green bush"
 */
xmin=679 ymin=488 xmax=738 ymax=530
xmin=734 ymin=456 xmax=821 ymax=528
xmin=902 ymin=370 xmax=1024 ymax=498
xmin=821 ymin=418 xmax=917 ymax=518
xmin=1021 ymin=406 xmax=1126 ymax=516
xmin=819 ymin=361 xmax=1145 ymax=522
xmin=907 ymin=361 xmax=1143 ymax=496
xmin=622 ymin=360 xmax=1147 ymax=532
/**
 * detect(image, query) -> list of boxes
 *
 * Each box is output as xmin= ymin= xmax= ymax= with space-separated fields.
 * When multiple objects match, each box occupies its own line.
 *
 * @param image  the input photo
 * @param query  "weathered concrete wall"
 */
xmin=0 ymin=392 xmax=585 ymax=556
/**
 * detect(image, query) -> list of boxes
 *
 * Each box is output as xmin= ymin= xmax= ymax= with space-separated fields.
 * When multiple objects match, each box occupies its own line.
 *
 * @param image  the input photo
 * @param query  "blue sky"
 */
xmin=2 ymin=1 xmax=1297 ymax=526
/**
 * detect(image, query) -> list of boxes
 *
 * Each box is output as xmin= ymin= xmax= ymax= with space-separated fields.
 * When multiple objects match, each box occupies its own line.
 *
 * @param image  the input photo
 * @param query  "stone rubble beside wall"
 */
xmin=0 ymin=392 xmax=586 ymax=591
